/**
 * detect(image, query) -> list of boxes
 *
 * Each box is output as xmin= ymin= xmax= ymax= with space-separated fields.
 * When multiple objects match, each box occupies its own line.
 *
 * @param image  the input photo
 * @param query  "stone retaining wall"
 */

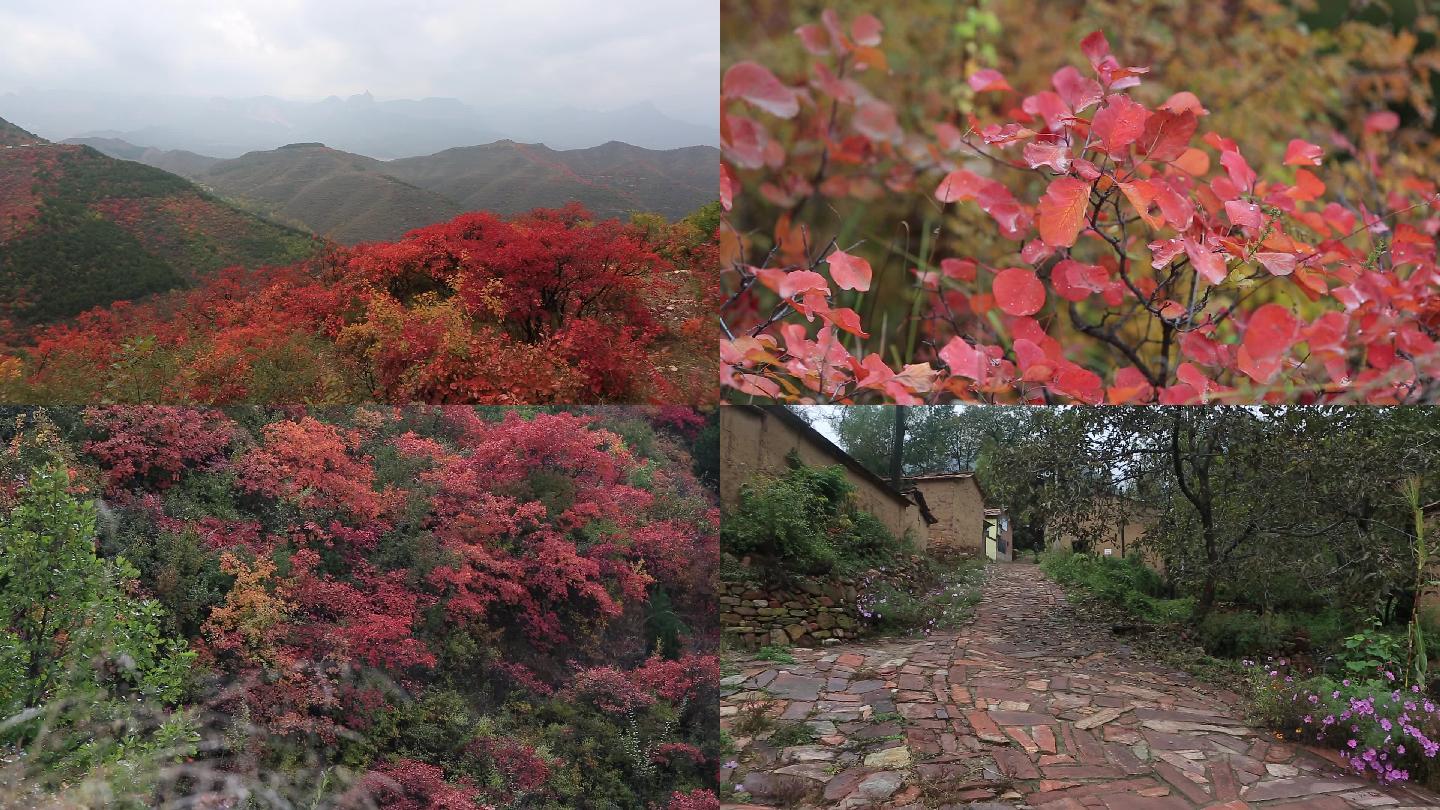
xmin=720 ymin=555 xmax=933 ymax=649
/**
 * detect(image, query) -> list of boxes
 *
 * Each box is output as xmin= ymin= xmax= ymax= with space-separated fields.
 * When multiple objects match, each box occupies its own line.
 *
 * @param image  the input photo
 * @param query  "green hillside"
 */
xmin=386 ymin=140 xmax=719 ymax=221
xmin=0 ymin=141 xmax=322 ymax=327
xmin=196 ymin=143 xmax=465 ymax=243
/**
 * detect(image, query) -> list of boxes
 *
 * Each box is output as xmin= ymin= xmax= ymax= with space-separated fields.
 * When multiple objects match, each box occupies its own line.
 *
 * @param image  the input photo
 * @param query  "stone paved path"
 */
xmin=721 ymin=563 xmax=1440 ymax=809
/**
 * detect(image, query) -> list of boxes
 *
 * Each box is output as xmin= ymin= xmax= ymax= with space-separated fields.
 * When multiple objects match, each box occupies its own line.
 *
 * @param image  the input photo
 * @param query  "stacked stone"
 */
xmin=720 ymin=578 xmax=862 ymax=648
xmin=720 ymin=556 xmax=934 ymax=649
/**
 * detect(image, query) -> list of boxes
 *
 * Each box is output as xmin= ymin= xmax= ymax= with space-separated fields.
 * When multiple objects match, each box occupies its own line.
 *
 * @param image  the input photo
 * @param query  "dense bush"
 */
xmin=1196 ymin=612 xmax=1299 ymax=660
xmin=0 ymin=145 xmax=318 ymax=328
xmin=720 ymin=454 xmax=911 ymax=576
xmin=856 ymin=558 xmax=985 ymax=635
xmin=721 ymin=10 xmax=1440 ymax=404
xmin=1039 ymin=549 xmax=1191 ymax=623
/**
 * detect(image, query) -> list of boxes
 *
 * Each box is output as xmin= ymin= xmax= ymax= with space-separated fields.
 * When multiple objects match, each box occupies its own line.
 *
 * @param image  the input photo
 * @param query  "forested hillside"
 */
xmin=0 ymin=405 xmax=720 ymax=809
xmin=1 ymin=203 xmax=719 ymax=405
xmin=0 ymin=137 xmax=320 ymax=337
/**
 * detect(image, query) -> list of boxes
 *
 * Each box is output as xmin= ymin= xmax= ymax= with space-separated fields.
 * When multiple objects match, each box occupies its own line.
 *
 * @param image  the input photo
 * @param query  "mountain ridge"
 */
xmin=2 ymin=90 xmax=714 ymax=157
xmin=69 ymin=136 xmax=720 ymax=244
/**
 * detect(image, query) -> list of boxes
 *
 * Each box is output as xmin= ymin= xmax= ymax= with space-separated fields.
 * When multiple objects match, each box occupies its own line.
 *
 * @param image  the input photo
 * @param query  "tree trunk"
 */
xmin=1195 ymin=574 xmax=1218 ymax=620
xmin=889 ymin=406 xmax=907 ymax=489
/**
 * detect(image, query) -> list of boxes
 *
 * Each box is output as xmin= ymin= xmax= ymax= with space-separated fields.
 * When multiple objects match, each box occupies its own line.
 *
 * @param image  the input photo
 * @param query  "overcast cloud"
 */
xmin=0 ymin=0 xmax=717 ymax=124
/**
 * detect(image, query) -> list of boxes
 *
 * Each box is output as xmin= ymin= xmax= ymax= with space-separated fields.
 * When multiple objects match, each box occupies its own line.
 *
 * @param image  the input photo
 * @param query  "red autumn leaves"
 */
xmin=720 ymin=12 xmax=1440 ymax=405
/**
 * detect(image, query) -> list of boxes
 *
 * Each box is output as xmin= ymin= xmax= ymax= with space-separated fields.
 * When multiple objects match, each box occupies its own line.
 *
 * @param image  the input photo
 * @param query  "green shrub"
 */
xmin=754 ymin=646 xmax=795 ymax=664
xmin=860 ymin=582 xmax=925 ymax=633
xmin=1333 ymin=626 xmax=1408 ymax=679
xmin=1039 ymin=550 xmax=1191 ymax=624
xmin=721 ymin=457 xmax=911 ymax=577
xmin=1197 ymin=612 xmax=1296 ymax=659
xmin=767 ymin=722 xmax=815 ymax=747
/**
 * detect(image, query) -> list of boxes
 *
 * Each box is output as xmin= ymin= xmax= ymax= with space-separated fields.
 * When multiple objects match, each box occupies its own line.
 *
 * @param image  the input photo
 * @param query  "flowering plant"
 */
xmin=1249 ymin=660 xmax=1440 ymax=783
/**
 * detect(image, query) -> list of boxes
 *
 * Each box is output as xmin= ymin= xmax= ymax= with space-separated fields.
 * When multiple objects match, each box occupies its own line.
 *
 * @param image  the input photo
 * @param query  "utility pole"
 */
xmin=889 ymin=406 xmax=907 ymax=489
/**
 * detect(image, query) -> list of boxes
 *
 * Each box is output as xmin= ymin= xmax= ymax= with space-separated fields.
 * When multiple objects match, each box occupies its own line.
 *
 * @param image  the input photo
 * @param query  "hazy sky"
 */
xmin=0 ymin=0 xmax=717 ymax=124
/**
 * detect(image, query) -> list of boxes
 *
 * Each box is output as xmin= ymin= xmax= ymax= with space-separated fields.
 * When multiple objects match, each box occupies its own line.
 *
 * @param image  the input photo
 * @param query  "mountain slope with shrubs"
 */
xmin=0 ymin=405 xmax=720 ymax=809
xmin=1 ymin=203 xmax=719 ymax=405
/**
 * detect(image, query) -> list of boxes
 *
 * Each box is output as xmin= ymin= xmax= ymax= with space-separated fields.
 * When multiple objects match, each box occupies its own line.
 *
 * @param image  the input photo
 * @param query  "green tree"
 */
xmin=0 ymin=464 xmax=197 ymax=798
xmin=827 ymin=405 xmax=1030 ymax=478
xmin=981 ymin=407 xmax=1440 ymax=620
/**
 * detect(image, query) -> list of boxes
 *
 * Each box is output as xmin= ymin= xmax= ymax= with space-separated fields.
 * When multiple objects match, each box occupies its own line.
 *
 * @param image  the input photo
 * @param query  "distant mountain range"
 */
xmin=68 ymin=137 xmax=720 ymax=244
xmin=0 ymin=91 xmax=715 ymax=157
xmin=0 ymin=124 xmax=320 ymax=329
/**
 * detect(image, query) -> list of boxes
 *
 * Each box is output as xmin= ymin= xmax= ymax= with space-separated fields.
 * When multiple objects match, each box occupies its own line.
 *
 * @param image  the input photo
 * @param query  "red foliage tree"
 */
xmin=234 ymin=416 xmax=397 ymax=523
xmin=720 ymin=16 xmax=1440 ymax=404
xmin=352 ymin=760 xmax=491 ymax=810
xmin=416 ymin=411 xmax=656 ymax=648
xmin=83 ymin=406 xmax=236 ymax=490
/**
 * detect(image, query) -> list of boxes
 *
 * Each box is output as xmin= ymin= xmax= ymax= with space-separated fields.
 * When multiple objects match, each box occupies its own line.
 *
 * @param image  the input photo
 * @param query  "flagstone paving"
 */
xmin=720 ymin=563 xmax=1440 ymax=809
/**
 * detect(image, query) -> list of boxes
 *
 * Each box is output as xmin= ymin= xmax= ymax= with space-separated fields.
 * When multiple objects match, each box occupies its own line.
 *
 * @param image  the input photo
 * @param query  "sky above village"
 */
xmin=0 ymin=0 xmax=718 ymax=124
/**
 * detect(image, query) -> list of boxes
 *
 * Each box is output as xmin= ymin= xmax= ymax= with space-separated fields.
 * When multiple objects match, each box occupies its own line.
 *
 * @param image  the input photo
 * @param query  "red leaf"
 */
xmin=1107 ymin=366 xmax=1154 ymax=404
xmin=1091 ymin=94 xmax=1150 ymax=155
xmin=1137 ymin=109 xmax=1196 ymax=162
xmin=851 ymin=13 xmax=883 ymax=46
xmin=1180 ymin=330 xmax=1227 ymax=366
xmin=940 ymin=337 xmax=987 ymax=380
xmin=778 ymin=270 xmax=830 ymax=299
xmin=719 ymin=163 xmax=736 ymax=212
xmin=1052 ymin=259 xmax=1107 ymax=301
xmin=940 ymin=258 xmax=977 ymax=281
xmin=854 ymin=100 xmax=901 ymax=142
xmin=824 ymin=307 xmax=869 ymax=338
xmin=722 ymin=62 xmax=799 ymax=118
xmin=1151 ymin=183 xmax=1194 ymax=229
xmin=934 ymin=170 xmax=985 ymax=203
xmin=1013 ymin=338 xmax=1054 ymax=382
xmin=1219 ymin=148 xmax=1256 ymax=192
xmin=1023 ymin=91 xmax=1070 ymax=130
xmin=1288 ymin=168 xmax=1326 ymax=202
xmin=1117 ymin=180 xmax=1162 ymax=230
xmin=1237 ymin=345 xmax=1284 ymax=385
xmin=1224 ymin=200 xmax=1263 ymax=230
xmin=1037 ymin=176 xmax=1091 ymax=248
xmin=794 ymin=24 xmax=830 ymax=55
xmin=826 ymin=249 xmax=872 ymax=291
xmin=722 ymin=114 xmax=771 ymax=169
xmin=1052 ymin=66 xmax=1102 ymax=112
xmin=1080 ymin=30 xmax=1111 ymax=68
xmin=1255 ymin=252 xmax=1297 ymax=276
xmin=1183 ymin=236 xmax=1228 ymax=284
xmin=1023 ymin=139 xmax=1072 ymax=173
xmin=968 ymin=69 xmax=1012 ymax=93
xmin=1159 ymin=91 xmax=1207 ymax=116
xmin=992 ymin=267 xmax=1046 ymax=316
xmin=982 ymin=123 xmax=1035 ymax=145
xmin=1283 ymin=139 xmax=1323 ymax=166
xmin=1364 ymin=110 xmax=1400 ymax=134
xmin=1243 ymin=303 xmax=1300 ymax=360
xmin=1053 ymin=363 xmax=1103 ymax=404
